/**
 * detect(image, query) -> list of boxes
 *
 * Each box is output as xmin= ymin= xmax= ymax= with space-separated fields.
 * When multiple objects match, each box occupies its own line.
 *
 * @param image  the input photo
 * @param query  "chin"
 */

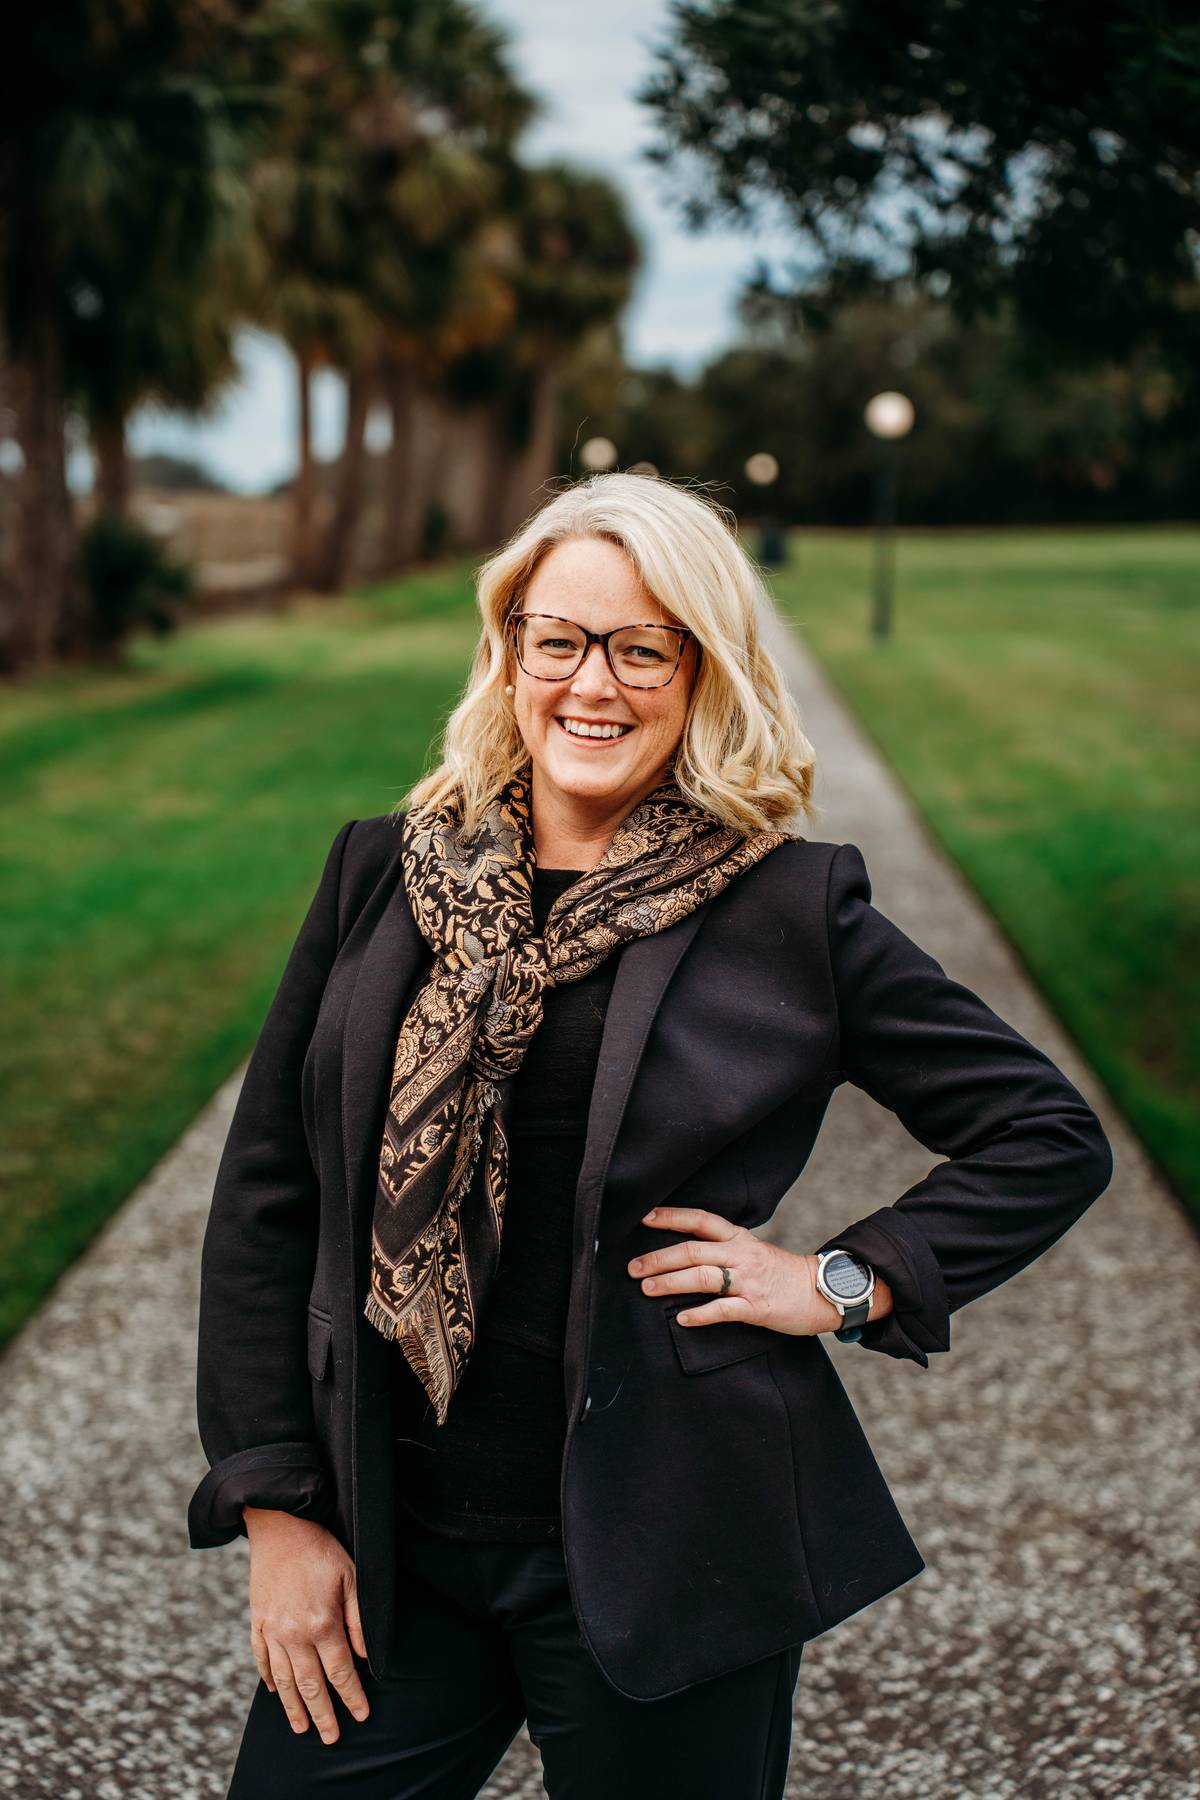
xmin=530 ymin=723 xmax=668 ymax=802
xmin=550 ymin=764 xmax=630 ymax=797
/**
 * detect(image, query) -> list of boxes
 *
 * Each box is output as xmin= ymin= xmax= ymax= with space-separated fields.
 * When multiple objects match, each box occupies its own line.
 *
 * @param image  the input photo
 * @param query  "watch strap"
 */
xmin=833 ymin=1297 xmax=871 ymax=1343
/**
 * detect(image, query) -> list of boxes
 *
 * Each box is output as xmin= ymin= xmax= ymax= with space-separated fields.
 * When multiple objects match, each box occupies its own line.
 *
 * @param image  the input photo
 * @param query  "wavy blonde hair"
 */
xmin=397 ymin=472 xmax=818 ymax=839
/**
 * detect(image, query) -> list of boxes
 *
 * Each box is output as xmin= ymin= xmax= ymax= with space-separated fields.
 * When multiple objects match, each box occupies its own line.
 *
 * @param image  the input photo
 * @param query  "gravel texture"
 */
xmin=1 ymin=603 xmax=1195 ymax=1799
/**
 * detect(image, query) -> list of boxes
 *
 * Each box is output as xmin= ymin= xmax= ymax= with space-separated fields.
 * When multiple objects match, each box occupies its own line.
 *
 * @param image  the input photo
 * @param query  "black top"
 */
xmin=393 ymin=865 xmax=617 ymax=1541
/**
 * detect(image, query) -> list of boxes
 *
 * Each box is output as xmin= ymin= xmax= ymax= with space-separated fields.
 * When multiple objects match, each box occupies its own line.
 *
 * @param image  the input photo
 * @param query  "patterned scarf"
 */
xmin=364 ymin=769 xmax=789 ymax=1423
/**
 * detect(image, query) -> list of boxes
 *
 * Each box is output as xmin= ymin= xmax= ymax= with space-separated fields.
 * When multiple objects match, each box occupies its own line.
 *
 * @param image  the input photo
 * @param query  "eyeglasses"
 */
xmin=507 ymin=612 xmax=693 ymax=690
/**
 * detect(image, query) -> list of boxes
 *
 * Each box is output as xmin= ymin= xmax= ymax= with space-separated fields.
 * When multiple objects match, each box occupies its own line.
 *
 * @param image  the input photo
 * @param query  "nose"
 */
xmin=570 ymin=641 xmax=618 ymax=690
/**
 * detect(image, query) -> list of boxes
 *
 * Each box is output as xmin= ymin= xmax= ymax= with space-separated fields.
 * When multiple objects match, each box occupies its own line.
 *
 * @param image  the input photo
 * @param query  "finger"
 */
xmin=286 ymin=1642 xmax=341 ymax=1744
xmin=344 ymin=1583 xmax=369 ymax=1666
xmin=642 ymin=1206 xmax=738 ymax=1239
xmin=315 ymin=1626 xmax=371 ymax=1724
xmin=638 ymin=1262 xmax=729 ymax=1296
xmin=629 ymin=1235 xmax=737 ymax=1277
xmin=267 ymin=1644 xmax=310 ymax=1736
xmin=250 ymin=1620 xmax=276 ymax=1693
xmin=676 ymin=1297 xmax=758 ymax=1326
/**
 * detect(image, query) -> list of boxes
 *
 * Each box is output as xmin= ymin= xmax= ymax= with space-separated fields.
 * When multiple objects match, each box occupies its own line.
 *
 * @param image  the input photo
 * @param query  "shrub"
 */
xmin=81 ymin=517 xmax=195 ymax=653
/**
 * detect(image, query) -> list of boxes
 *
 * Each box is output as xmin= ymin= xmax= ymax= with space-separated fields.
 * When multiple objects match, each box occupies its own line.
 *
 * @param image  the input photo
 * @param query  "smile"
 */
xmin=555 ymin=717 xmax=636 ymax=745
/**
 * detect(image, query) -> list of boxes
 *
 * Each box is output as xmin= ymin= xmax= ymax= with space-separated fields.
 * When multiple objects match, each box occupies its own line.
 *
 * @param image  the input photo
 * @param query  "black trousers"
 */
xmin=227 ymin=1514 xmax=804 ymax=1799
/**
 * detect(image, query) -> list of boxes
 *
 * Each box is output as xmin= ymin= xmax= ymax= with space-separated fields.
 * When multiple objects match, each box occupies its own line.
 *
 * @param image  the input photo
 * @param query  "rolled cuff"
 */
xmin=816 ymin=1206 xmax=951 ymax=1367
xmin=187 ymin=1443 xmax=334 ymax=1549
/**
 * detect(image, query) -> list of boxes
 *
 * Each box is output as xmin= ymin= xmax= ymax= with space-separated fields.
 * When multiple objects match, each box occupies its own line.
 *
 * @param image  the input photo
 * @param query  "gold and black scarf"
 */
xmin=364 ymin=770 xmax=789 ymax=1422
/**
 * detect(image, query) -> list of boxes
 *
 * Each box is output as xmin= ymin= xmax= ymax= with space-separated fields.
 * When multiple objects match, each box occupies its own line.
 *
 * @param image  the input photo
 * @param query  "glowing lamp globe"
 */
xmin=865 ymin=392 xmax=915 ymax=440
xmin=744 ymin=452 xmax=780 ymax=486
xmin=580 ymin=436 xmax=618 ymax=472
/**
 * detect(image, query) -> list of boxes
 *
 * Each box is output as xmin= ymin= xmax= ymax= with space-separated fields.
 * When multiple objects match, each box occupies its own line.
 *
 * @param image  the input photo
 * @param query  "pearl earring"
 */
xmin=504 ymin=684 xmax=515 ymax=695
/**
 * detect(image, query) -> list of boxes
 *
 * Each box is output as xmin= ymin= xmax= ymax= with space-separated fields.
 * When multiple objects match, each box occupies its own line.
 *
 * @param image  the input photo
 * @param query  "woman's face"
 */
xmin=507 ymin=535 xmax=697 ymax=829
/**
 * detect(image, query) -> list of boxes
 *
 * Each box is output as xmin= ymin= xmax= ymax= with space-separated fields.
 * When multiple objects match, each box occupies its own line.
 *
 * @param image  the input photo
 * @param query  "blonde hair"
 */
xmin=398 ymin=472 xmax=818 ymax=839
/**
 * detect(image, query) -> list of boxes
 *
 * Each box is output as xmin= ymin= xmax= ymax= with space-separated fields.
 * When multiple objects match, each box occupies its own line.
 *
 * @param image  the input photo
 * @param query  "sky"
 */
xmin=114 ymin=0 xmax=799 ymax=496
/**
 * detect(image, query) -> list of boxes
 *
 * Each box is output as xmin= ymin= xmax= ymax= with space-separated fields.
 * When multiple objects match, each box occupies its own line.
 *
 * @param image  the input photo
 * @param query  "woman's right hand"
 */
xmin=243 ymin=1507 xmax=372 ymax=1745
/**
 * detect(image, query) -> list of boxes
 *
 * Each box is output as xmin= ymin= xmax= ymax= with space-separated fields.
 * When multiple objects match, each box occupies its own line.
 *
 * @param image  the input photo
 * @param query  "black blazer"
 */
xmin=187 ymin=814 xmax=1113 ymax=1701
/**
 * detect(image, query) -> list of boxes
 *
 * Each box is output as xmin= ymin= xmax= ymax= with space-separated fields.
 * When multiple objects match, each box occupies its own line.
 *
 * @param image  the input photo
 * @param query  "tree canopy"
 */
xmin=639 ymin=0 xmax=1200 ymax=382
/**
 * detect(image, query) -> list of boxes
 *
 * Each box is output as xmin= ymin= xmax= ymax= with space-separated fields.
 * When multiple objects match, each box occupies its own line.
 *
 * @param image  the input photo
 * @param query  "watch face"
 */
xmin=822 ymin=1252 xmax=871 ymax=1301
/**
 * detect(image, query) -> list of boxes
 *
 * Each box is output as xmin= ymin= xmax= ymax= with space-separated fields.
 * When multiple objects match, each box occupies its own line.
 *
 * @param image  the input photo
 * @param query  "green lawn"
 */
xmin=1 ymin=528 xmax=1195 ymax=1348
xmin=0 ymin=559 xmax=483 ymax=1345
xmin=768 ymin=527 xmax=1199 ymax=1224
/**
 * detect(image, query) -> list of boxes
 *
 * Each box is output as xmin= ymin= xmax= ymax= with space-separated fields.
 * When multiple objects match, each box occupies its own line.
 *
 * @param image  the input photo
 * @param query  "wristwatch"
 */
xmin=815 ymin=1248 xmax=875 ymax=1343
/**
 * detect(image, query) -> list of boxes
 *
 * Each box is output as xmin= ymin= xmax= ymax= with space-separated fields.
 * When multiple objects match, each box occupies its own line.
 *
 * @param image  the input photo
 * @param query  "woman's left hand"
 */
xmin=627 ymin=1205 xmax=891 ymax=1336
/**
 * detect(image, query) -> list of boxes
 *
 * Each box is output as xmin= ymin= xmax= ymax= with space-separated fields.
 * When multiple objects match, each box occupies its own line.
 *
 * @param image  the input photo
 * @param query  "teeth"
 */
xmin=560 ymin=718 xmax=631 ymax=739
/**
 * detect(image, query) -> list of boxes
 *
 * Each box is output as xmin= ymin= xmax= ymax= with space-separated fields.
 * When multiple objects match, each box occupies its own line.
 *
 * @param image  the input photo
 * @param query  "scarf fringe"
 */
xmin=363 ymin=1288 xmax=403 ymax=1342
xmin=364 ymin=1285 xmax=456 ymax=1426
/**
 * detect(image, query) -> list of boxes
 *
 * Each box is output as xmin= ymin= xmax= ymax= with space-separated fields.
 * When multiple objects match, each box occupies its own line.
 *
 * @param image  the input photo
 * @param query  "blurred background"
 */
xmin=2 ymin=6 xmax=1199 ymax=1796
xmin=1 ymin=0 xmax=1196 ymax=1445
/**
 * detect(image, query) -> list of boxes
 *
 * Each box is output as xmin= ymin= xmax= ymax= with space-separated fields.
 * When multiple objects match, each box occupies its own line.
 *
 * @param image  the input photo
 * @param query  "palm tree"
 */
xmin=71 ymin=278 xmax=249 ymax=524
xmin=251 ymin=0 xmax=536 ymax=594
xmin=370 ymin=204 xmax=522 ymax=576
xmin=0 ymin=0 xmax=257 ymax=670
xmin=441 ymin=161 xmax=642 ymax=550
xmin=250 ymin=10 xmax=381 ymax=590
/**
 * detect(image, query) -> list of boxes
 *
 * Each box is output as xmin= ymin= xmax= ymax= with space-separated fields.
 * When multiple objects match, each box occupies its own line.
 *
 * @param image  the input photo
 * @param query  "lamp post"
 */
xmin=580 ymin=436 xmax=618 ymax=473
xmin=744 ymin=451 xmax=787 ymax=567
xmin=864 ymin=391 xmax=914 ymax=641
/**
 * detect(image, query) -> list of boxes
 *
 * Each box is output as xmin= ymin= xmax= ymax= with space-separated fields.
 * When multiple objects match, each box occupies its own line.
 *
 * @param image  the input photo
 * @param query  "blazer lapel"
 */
xmin=340 ymin=884 xmax=431 ymax=1248
xmin=573 ymin=906 xmax=709 ymax=1214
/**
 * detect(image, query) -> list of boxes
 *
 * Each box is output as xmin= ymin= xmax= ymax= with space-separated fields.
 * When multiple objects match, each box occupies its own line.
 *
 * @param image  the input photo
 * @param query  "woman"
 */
xmin=188 ymin=473 xmax=1113 ymax=1799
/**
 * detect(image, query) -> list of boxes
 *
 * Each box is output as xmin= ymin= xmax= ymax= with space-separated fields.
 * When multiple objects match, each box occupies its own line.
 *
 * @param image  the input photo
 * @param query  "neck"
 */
xmin=531 ymin=766 xmax=673 ymax=872
xmin=533 ymin=828 xmax=610 ymax=873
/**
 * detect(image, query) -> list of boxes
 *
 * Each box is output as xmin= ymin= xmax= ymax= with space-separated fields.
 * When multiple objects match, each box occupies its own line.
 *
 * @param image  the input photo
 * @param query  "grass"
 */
xmin=768 ymin=526 xmax=1199 ymax=1224
xmin=0 ymin=557 xmax=483 ymax=1346
xmin=1 ymin=525 xmax=1195 ymax=1348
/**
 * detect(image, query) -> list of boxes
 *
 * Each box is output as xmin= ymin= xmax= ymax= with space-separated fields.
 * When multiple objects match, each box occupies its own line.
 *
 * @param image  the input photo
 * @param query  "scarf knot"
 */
xmin=469 ymin=937 xmax=550 ymax=1081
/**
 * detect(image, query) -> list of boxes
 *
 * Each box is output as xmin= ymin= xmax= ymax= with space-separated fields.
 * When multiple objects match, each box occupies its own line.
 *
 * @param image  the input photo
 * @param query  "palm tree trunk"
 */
xmin=290 ymin=347 xmax=317 ymax=588
xmin=5 ymin=308 xmax=82 ymax=670
xmin=413 ymin=388 xmax=457 ymax=559
xmin=93 ymin=415 xmax=130 ymax=519
xmin=378 ymin=358 xmax=417 ymax=574
xmin=0 ymin=304 xmax=18 ymax=669
xmin=476 ymin=399 xmax=516 ymax=549
xmin=314 ymin=364 xmax=372 ymax=595
xmin=501 ymin=360 xmax=562 ymax=539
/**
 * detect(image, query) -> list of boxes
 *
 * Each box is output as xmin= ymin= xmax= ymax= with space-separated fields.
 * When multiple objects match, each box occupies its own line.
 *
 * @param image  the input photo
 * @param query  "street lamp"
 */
xmin=744 ymin=451 xmax=787 ymax=568
xmin=580 ymin=436 xmax=618 ymax=472
xmin=864 ymin=391 xmax=914 ymax=641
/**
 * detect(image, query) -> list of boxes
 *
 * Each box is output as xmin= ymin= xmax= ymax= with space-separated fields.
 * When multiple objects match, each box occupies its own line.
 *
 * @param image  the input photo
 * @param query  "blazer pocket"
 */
xmin=663 ymin=1298 xmax=775 ymax=1374
xmin=307 ymin=1305 xmax=333 ymax=1383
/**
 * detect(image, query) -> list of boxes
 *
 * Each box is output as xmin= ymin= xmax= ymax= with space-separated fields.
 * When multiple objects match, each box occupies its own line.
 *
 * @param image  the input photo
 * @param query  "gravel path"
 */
xmin=2 ymin=601 xmax=1196 ymax=1800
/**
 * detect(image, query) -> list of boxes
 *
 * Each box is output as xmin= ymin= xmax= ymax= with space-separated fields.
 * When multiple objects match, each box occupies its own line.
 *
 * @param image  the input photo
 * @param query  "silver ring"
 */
xmin=718 ymin=1265 xmax=733 ymax=1297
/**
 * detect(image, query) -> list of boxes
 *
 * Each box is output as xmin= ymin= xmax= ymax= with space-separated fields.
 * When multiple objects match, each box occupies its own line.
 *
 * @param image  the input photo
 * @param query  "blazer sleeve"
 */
xmin=187 ymin=818 xmax=357 ymax=1548
xmin=815 ymin=842 xmax=1114 ymax=1367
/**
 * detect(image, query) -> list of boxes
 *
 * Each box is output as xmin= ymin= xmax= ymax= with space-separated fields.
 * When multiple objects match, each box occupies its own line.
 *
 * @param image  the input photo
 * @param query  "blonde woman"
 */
xmin=189 ymin=473 xmax=1112 ymax=1799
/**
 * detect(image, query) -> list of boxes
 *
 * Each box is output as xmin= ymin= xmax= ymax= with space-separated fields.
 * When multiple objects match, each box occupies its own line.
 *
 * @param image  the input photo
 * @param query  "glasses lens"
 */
xmin=515 ymin=617 xmax=681 ymax=687
xmin=516 ymin=616 xmax=587 ymax=677
xmin=608 ymin=626 xmax=682 ymax=687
